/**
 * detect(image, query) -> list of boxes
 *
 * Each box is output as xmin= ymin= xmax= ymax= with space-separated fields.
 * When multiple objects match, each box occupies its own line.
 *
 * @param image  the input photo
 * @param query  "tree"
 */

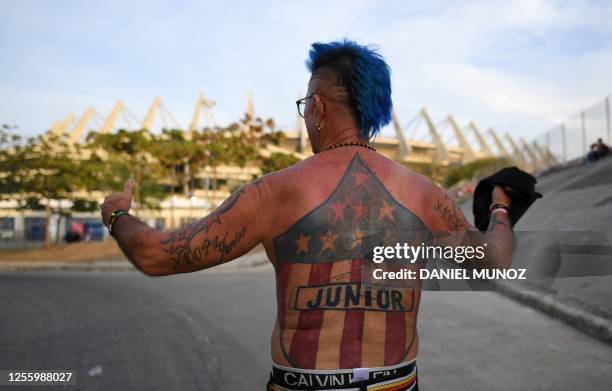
xmin=2 ymin=131 xmax=91 ymax=245
xmin=444 ymin=157 xmax=513 ymax=187
xmin=85 ymin=129 xmax=165 ymax=212
xmin=150 ymin=129 xmax=194 ymax=228
xmin=0 ymin=126 xmax=26 ymax=198
xmin=259 ymin=152 xmax=300 ymax=175
xmin=186 ymin=113 xmax=285 ymax=202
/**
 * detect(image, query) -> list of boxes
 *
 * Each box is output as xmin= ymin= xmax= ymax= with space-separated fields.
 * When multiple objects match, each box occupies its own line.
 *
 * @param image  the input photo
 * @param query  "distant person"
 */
xmin=64 ymin=222 xmax=83 ymax=243
xmin=101 ymin=40 xmax=518 ymax=390
xmin=64 ymin=231 xmax=81 ymax=243
xmin=586 ymin=138 xmax=610 ymax=163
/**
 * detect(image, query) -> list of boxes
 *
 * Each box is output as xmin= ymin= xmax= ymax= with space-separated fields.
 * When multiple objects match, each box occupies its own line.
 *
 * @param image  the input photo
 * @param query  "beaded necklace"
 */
xmin=326 ymin=141 xmax=376 ymax=152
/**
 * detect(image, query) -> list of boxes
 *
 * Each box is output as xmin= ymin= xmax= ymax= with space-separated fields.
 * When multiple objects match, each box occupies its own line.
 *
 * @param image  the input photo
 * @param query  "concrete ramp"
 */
xmin=517 ymin=157 xmax=612 ymax=231
xmin=461 ymin=157 xmax=612 ymax=341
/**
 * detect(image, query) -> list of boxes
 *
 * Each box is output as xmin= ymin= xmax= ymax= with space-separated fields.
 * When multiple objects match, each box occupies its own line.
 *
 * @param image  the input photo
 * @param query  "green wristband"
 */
xmin=108 ymin=209 xmax=130 ymax=236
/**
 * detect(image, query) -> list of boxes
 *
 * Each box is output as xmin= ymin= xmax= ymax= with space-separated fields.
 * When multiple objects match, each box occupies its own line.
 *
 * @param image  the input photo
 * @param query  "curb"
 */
xmin=0 ymin=253 xmax=271 ymax=273
xmin=493 ymin=281 xmax=612 ymax=345
xmin=0 ymin=261 xmax=134 ymax=272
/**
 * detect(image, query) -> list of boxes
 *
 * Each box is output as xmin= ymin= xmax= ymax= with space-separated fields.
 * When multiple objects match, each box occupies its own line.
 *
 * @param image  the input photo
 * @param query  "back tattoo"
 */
xmin=273 ymin=153 xmax=430 ymax=368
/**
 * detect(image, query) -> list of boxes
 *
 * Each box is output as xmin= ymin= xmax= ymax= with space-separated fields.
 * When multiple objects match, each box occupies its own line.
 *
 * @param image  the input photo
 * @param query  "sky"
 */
xmin=1 ymin=0 xmax=612 ymax=145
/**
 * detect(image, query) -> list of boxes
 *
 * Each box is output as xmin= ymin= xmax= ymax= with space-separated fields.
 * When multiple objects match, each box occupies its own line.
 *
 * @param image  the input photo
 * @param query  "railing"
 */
xmin=532 ymin=94 xmax=611 ymax=165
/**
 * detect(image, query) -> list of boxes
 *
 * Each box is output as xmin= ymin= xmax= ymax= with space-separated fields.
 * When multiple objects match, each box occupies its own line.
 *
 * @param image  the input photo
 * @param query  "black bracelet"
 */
xmin=108 ymin=209 xmax=130 ymax=236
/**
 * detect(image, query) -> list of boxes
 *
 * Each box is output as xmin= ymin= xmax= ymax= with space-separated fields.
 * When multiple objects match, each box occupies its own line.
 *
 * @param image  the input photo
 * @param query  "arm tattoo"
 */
xmin=159 ymin=186 xmax=249 ymax=271
xmin=214 ymin=187 xmax=246 ymax=215
xmin=487 ymin=211 xmax=509 ymax=233
xmin=433 ymin=194 xmax=467 ymax=231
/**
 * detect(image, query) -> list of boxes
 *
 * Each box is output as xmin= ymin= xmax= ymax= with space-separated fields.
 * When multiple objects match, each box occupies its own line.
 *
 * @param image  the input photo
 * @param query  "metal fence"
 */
xmin=532 ymin=95 xmax=611 ymax=165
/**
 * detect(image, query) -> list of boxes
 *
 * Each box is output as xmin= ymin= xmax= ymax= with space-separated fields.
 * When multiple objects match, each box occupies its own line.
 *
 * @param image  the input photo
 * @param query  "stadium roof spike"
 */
xmin=468 ymin=121 xmax=493 ymax=157
xmin=446 ymin=114 xmax=475 ymax=163
xmin=420 ymin=107 xmax=448 ymax=163
xmin=190 ymin=93 xmax=218 ymax=130
xmin=51 ymin=113 xmax=74 ymax=136
xmin=531 ymin=141 xmax=557 ymax=168
xmin=488 ymin=128 xmax=509 ymax=156
xmin=520 ymin=137 xmax=541 ymax=170
xmin=142 ymin=96 xmax=160 ymax=130
xmin=391 ymin=110 xmax=411 ymax=160
xmin=101 ymin=100 xmax=123 ymax=134
xmin=69 ymin=106 xmax=94 ymax=144
xmin=189 ymin=93 xmax=205 ymax=134
xmin=50 ymin=120 xmax=61 ymax=134
xmin=246 ymin=91 xmax=254 ymax=119
xmin=505 ymin=133 xmax=528 ymax=169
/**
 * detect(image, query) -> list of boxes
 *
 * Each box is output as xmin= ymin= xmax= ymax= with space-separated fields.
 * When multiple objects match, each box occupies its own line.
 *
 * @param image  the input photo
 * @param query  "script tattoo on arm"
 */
xmin=159 ymin=187 xmax=249 ymax=272
xmin=487 ymin=211 xmax=509 ymax=233
xmin=433 ymin=193 xmax=468 ymax=231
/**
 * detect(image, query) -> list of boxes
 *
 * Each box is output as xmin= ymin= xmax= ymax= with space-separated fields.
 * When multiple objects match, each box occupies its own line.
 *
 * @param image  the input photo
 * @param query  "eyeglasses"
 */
xmin=296 ymin=94 xmax=315 ymax=118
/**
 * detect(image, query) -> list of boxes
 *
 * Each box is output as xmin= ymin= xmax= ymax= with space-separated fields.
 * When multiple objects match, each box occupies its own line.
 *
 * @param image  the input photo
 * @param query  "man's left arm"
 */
xmin=428 ymin=185 xmax=515 ymax=270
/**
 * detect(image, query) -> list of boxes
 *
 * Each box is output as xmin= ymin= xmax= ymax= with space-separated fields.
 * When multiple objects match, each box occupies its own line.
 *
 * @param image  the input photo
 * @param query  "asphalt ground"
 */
xmin=2 ymin=266 xmax=611 ymax=391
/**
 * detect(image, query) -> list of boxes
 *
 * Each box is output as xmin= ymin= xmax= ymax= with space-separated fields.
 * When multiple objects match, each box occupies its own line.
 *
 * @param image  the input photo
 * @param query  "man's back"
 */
xmin=101 ymin=39 xmax=514 ymax=390
xmin=260 ymin=147 xmax=440 ymax=369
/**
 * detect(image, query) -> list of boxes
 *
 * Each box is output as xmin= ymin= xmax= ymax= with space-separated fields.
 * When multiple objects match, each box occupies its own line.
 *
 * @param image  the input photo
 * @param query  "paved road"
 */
xmin=2 ymin=267 xmax=611 ymax=390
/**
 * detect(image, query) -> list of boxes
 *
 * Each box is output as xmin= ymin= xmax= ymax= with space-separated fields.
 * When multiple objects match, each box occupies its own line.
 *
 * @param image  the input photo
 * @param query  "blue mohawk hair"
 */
xmin=306 ymin=39 xmax=392 ymax=139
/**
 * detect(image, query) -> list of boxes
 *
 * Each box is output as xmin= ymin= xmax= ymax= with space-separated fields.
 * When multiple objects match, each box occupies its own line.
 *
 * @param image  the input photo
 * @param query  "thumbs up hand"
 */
xmin=101 ymin=178 xmax=135 ymax=227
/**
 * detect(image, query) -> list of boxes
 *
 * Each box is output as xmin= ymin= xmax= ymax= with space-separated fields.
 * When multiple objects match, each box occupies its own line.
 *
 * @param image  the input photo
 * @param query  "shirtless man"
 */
xmin=101 ymin=40 xmax=513 ymax=390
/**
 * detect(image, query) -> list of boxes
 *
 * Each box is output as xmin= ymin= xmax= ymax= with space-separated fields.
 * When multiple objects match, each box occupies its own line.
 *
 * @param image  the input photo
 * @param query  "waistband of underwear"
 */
xmin=268 ymin=359 xmax=417 ymax=391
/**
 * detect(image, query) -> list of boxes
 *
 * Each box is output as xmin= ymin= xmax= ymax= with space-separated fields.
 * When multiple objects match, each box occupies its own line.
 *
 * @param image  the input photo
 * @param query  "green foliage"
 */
xmin=0 ymin=127 xmax=25 ymax=198
xmin=1 ymin=131 xmax=87 ymax=203
xmin=150 ymin=128 xmax=191 ymax=194
xmin=71 ymin=199 xmax=99 ymax=212
xmin=184 ymin=113 xmax=282 ymax=191
xmin=260 ymin=152 xmax=300 ymax=175
xmin=21 ymin=133 xmax=84 ymax=199
xmin=399 ymin=161 xmax=435 ymax=178
xmin=16 ymin=197 xmax=44 ymax=211
xmin=86 ymin=128 xmax=164 ymax=209
xmin=1 ymin=129 xmax=101 ymax=244
xmin=444 ymin=157 xmax=513 ymax=187
xmin=1 ymin=112 xmax=294 ymax=241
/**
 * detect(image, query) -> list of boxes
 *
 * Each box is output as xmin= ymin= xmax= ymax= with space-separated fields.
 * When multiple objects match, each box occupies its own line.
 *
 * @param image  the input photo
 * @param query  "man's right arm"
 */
xmin=105 ymin=176 xmax=275 ymax=276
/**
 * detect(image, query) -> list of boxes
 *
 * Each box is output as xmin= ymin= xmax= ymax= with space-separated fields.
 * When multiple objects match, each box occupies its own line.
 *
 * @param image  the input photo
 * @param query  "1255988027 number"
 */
xmin=0 ymin=370 xmax=76 ymax=385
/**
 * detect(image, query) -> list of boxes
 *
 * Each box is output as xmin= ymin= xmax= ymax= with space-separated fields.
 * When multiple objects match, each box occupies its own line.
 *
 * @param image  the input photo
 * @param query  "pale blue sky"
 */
xmin=1 ymin=0 xmax=611 ymax=142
